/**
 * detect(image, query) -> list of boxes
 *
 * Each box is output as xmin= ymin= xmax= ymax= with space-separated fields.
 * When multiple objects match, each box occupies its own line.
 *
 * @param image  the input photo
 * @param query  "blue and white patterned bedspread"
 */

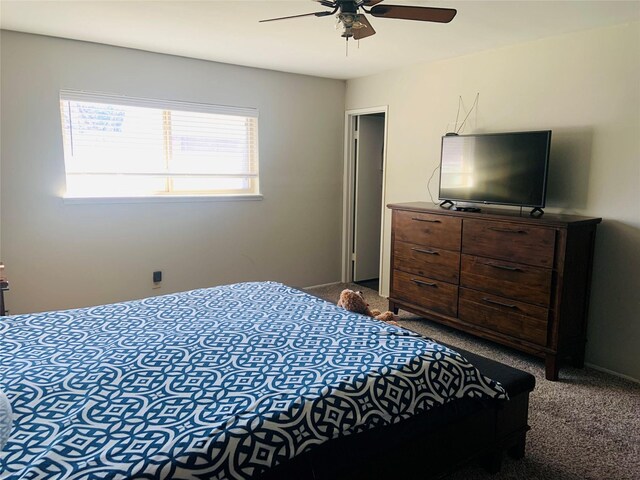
xmin=0 ymin=281 xmax=506 ymax=479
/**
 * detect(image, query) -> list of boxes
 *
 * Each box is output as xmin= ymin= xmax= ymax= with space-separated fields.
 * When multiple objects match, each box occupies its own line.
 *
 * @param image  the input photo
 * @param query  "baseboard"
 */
xmin=585 ymin=362 xmax=640 ymax=384
xmin=303 ymin=281 xmax=342 ymax=290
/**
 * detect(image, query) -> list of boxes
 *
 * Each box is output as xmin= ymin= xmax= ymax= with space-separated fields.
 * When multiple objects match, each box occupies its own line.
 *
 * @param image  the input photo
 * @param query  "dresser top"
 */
xmin=387 ymin=202 xmax=602 ymax=227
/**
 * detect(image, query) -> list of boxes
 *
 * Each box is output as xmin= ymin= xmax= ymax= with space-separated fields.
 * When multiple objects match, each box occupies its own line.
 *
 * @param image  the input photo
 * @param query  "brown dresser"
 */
xmin=388 ymin=202 xmax=601 ymax=380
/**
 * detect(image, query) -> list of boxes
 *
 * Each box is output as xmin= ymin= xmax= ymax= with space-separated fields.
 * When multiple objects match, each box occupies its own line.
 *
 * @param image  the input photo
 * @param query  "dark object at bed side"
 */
xmin=260 ymin=346 xmax=535 ymax=480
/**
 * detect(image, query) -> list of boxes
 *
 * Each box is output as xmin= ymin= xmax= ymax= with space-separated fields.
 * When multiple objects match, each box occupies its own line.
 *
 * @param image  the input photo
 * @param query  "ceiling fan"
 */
xmin=259 ymin=0 xmax=457 ymax=41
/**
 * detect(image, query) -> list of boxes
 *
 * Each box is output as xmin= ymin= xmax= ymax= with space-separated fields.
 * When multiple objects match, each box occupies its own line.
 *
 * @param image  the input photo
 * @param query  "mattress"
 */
xmin=0 ymin=281 xmax=507 ymax=479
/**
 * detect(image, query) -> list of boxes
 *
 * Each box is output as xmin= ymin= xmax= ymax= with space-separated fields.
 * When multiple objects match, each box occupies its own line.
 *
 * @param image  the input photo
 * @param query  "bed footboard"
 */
xmin=261 ymin=346 xmax=535 ymax=480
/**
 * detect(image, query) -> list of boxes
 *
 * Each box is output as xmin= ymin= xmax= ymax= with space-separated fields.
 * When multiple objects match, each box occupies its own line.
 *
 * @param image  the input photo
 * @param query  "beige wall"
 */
xmin=346 ymin=22 xmax=640 ymax=381
xmin=0 ymin=31 xmax=346 ymax=313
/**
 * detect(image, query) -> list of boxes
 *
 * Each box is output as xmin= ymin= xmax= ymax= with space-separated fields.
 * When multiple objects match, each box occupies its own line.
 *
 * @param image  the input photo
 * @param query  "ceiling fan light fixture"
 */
xmin=337 ymin=12 xmax=367 ymax=39
xmin=352 ymin=16 xmax=367 ymax=29
xmin=338 ymin=12 xmax=357 ymax=27
xmin=341 ymin=26 xmax=354 ymax=38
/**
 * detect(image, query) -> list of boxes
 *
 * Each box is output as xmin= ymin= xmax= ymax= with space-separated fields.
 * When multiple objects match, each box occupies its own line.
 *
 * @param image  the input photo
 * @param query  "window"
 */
xmin=59 ymin=91 xmax=259 ymax=199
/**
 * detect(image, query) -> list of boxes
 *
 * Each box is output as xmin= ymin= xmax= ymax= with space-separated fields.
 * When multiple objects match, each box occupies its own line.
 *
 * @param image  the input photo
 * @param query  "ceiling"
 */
xmin=1 ymin=1 xmax=639 ymax=80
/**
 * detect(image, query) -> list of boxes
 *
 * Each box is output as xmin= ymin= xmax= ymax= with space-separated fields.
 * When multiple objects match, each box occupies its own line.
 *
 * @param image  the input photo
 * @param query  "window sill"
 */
xmin=63 ymin=194 xmax=264 ymax=205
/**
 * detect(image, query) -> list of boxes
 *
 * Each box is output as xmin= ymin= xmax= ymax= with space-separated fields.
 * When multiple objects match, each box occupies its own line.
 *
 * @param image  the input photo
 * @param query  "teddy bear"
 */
xmin=337 ymin=289 xmax=399 ymax=326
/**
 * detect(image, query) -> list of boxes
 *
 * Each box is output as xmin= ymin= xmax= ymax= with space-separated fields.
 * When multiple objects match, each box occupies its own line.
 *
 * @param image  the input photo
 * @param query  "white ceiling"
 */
xmin=1 ymin=1 xmax=639 ymax=80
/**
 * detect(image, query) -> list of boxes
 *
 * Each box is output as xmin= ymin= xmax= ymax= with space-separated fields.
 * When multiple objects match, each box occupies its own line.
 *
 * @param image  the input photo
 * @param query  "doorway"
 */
xmin=341 ymin=107 xmax=388 ymax=294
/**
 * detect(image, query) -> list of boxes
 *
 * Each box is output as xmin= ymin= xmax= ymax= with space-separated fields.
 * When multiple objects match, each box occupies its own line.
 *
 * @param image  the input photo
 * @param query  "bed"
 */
xmin=0 ymin=281 xmax=529 ymax=479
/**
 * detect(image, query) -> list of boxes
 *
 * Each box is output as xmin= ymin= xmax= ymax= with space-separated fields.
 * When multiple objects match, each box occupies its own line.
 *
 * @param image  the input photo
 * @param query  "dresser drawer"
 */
xmin=462 ymin=219 xmax=555 ymax=268
xmin=458 ymin=288 xmax=548 ymax=346
xmin=393 ymin=210 xmax=461 ymax=251
xmin=460 ymin=254 xmax=552 ymax=307
xmin=392 ymin=269 xmax=458 ymax=317
xmin=393 ymin=240 xmax=460 ymax=284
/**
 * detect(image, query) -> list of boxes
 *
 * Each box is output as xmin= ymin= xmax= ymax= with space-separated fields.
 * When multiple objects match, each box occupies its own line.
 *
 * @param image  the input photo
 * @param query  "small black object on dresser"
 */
xmin=388 ymin=202 xmax=601 ymax=381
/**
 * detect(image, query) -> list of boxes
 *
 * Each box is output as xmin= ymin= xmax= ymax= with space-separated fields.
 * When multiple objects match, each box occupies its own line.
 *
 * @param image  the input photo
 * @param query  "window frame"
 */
xmin=59 ymin=90 xmax=261 ymax=202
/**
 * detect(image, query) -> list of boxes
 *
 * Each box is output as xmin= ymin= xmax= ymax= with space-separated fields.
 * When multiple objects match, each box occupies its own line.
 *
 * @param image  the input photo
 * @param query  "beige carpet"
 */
xmin=306 ymin=282 xmax=640 ymax=480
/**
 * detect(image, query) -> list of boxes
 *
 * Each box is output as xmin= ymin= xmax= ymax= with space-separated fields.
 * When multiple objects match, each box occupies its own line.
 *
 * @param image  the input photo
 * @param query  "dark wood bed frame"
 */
xmin=261 ymin=345 xmax=535 ymax=479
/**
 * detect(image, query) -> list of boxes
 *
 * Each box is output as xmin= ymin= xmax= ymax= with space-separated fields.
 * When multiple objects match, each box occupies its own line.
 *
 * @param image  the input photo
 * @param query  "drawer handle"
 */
xmin=487 ymin=263 xmax=521 ymax=272
xmin=488 ymin=227 xmax=527 ymax=234
xmin=411 ymin=247 xmax=439 ymax=255
xmin=411 ymin=217 xmax=441 ymax=224
xmin=412 ymin=278 xmax=437 ymax=288
xmin=482 ymin=297 xmax=518 ymax=309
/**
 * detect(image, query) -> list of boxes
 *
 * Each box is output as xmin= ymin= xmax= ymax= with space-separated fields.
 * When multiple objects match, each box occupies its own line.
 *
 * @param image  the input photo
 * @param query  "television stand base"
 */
xmin=439 ymin=200 xmax=454 ymax=208
xmin=530 ymin=207 xmax=544 ymax=217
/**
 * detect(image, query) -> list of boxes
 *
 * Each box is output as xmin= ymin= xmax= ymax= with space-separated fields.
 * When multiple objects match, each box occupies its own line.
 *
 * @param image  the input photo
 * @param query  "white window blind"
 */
xmin=59 ymin=90 xmax=259 ymax=198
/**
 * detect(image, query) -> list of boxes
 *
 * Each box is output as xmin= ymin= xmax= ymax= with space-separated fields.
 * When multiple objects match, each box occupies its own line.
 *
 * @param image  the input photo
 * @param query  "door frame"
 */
xmin=341 ymin=106 xmax=389 ymax=294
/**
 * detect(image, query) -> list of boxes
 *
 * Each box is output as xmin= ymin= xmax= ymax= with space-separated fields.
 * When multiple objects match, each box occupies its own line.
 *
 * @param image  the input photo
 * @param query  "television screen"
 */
xmin=438 ymin=131 xmax=551 ymax=208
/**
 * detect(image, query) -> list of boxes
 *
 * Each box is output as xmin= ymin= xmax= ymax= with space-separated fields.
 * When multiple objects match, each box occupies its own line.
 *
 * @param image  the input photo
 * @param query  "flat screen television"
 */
xmin=438 ymin=130 xmax=551 ymax=213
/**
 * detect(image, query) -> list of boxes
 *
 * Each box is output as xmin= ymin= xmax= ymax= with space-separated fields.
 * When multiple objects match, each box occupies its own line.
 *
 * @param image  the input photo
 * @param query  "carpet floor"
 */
xmin=306 ymin=282 xmax=640 ymax=480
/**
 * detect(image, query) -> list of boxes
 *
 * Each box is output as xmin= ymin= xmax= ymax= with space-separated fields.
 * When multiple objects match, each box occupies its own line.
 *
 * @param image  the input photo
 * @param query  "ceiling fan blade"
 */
xmin=369 ymin=5 xmax=457 ymax=23
xmin=259 ymin=11 xmax=333 ymax=23
xmin=353 ymin=14 xmax=376 ymax=40
xmin=313 ymin=0 xmax=338 ymax=7
xmin=363 ymin=0 xmax=385 ymax=6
